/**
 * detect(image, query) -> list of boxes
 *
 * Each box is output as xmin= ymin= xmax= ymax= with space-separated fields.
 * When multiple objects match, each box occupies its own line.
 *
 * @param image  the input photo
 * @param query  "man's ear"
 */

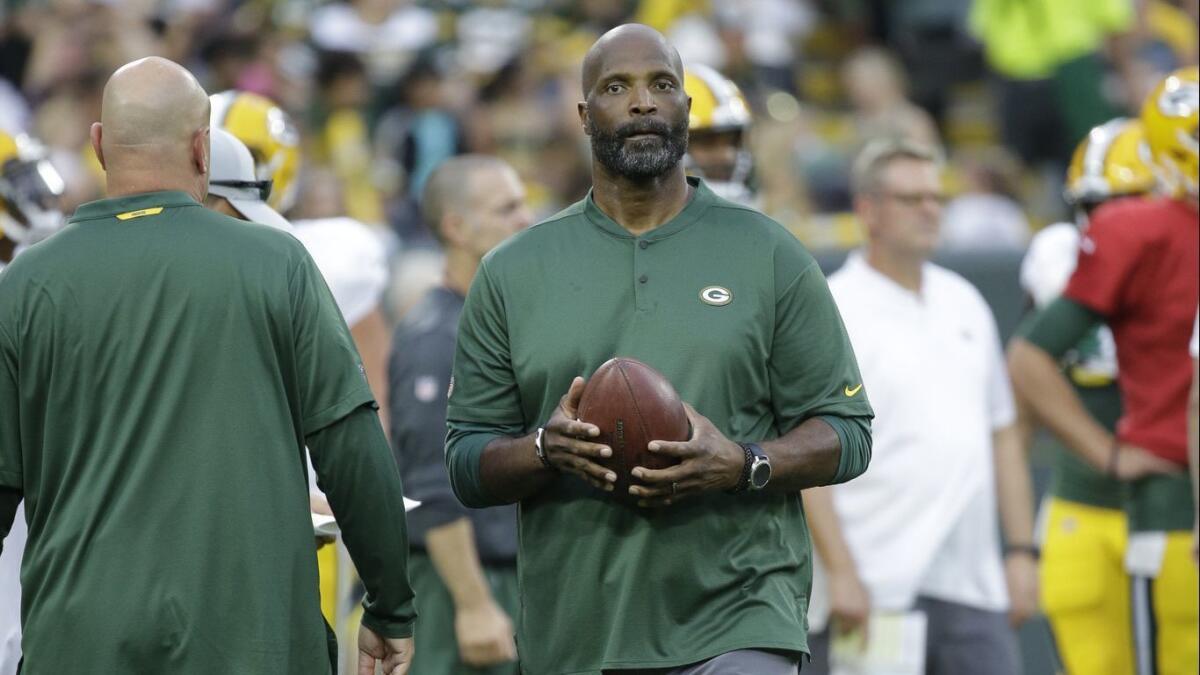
xmin=578 ymin=101 xmax=591 ymax=136
xmin=90 ymin=122 xmax=105 ymax=170
xmin=440 ymin=212 xmax=467 ymax=247
xmin=193 ymin=126 xmax=210 ymax=176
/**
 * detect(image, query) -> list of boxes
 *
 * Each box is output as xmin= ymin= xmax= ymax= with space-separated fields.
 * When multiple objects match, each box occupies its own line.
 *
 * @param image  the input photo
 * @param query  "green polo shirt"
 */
xmin=446 ymin=178 xmax=873 ymax=674
xmin=0 ymin=191 xmax=415 ymax=674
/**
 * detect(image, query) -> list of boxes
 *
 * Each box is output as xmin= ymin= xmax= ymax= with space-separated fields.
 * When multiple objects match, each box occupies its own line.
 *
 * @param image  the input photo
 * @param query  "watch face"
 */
xmin=750 ymin=460 xmax=771 ymax=489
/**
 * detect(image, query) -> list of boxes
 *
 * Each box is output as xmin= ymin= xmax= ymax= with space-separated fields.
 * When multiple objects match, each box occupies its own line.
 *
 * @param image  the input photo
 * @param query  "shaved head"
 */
xmin=92 ymin=57 xmax=213 ymax=200
xmin=581 ymin=24 xmax=683 ymax=98
xmin=101 ymin=57 xmax=210 ymax=149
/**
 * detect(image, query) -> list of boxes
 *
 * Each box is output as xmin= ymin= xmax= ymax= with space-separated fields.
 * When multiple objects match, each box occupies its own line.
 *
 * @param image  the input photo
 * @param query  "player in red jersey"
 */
xmin=1009 ymin=67 xmax=1199 ymax=675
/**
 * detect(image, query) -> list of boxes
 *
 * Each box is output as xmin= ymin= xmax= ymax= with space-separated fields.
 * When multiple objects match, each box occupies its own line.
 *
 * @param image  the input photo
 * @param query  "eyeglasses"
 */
xmin=211 ymin=179 xmax=273 ymax=202
xmin=878 ymin=191 xmax=947 ymax=207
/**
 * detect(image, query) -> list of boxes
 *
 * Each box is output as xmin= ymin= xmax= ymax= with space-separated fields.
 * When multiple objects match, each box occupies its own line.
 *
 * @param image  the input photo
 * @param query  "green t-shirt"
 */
xmin=0 ymin=191 xmax=413 ymax=674
xmin=446 ymin=179 xmax=873 ymax=674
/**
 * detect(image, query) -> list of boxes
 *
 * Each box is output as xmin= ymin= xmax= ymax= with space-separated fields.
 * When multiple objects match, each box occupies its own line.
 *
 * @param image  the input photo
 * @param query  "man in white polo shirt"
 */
xmin=803 ymin=138 xmax=1037 ymax=675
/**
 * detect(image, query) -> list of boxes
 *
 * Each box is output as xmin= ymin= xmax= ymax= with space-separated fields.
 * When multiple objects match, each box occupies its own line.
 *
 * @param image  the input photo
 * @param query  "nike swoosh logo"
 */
xmin=844 ymin=384 xmax=863 ymax=397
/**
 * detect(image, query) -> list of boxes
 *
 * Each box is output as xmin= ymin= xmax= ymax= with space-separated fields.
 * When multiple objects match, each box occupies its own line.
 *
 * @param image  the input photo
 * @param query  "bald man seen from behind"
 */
xmin=0 ymin=57 xmax=416 ymax=675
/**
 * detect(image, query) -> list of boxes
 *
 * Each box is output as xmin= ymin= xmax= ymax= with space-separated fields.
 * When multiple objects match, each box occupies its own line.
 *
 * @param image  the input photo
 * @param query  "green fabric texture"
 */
xmin=819 ymin=415 xmax=873 ymax=485
xmin=1126 ymin=473 xmax=1194 ymax=533
xmin=0 ymin=191 xmax=413 ymax=673
xmin=407 ymin=551 xmax=520 ymax=675
xmin=1016 ymin=306 xmax=1124 ymax=509
xmin=446 ymin=179 xmax=872 ymax=674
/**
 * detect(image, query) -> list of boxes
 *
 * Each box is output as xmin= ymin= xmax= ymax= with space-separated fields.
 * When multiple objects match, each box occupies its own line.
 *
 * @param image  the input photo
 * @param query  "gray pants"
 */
xmin=607 ymin=649 xmax=800 ymax=675
xmin=804 ymin=596 xmax=1020 ymax=675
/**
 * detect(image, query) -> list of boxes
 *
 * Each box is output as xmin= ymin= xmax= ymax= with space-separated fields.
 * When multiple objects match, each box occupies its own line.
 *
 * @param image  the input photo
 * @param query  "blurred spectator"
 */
xmin=969 ymin=0 xmax=1137 ymax=167
xmin=805 ymin=138 xmax=1036 ymax=674
xmin=308 ymin=0 xmax=439 ymax=86
xmin=841 ymin=47 xmax=941 ymax=150
xmin=312 ymin=49 xmax=386 ymax=225
xmin=940 ymin=148 xmax=1031 ymax=251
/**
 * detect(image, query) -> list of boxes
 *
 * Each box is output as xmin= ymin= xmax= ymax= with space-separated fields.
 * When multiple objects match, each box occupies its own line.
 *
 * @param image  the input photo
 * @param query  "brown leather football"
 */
xmin=577 ymin=357 xmax=690 ymax=501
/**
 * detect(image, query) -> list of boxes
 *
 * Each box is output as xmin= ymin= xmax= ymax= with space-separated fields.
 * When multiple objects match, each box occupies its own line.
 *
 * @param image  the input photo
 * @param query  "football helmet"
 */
xmin=1065 ymin=118 xmax=1156 ymax=208
xmin=209 ymin=90 xmax=302 ymax=213
xmin=1139 ymin=66 xmax=1199 ymax=198
xmin=0 ymin=130 xmax=65 ymax=249
xmin=683 ymin=64 xmax=755 ymax=205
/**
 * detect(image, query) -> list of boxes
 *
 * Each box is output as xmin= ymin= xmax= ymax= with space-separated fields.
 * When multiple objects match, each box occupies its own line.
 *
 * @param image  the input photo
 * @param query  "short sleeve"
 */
xmin=445 ymin=260 xmax=523 ymax=428
xmin=983 ymin=308 xmax=1017 ymax=429
xmin=769 ymin=261 xmax=874 ymax=433
xmin=1063 ymin=207 xmax=1145 ymax=318
xmin=0 ymin=321 xmax=19 ymax=489
xmin=289 ymin=248 xmax=375 ymax=435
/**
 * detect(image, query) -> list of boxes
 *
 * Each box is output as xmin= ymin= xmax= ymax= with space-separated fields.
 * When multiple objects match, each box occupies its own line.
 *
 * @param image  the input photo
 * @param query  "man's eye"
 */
xmin=607 ymin=83 xmax=624 ymax=94
xmin=656 ymin=81 xmax=675 ymax=91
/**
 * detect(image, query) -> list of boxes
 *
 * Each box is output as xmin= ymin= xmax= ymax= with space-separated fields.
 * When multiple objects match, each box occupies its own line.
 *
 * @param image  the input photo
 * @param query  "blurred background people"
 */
xmin=804 ymin=138 xmax=1035 ymax=675
xmin=0 ymin=2 xmax=1198 ymax=673
xmin=389 ymin=154 xmax=531 ymax=675
xmin=1012 ymin=116 xmax=1157 ymax=675
xmin=1008 ymin=67 xmax=1199 ymax=675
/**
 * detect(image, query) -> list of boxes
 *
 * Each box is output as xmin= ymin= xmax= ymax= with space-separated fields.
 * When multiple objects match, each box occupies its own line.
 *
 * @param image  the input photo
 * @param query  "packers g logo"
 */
xmin=699 ymin=286 xmax=733 ymax=306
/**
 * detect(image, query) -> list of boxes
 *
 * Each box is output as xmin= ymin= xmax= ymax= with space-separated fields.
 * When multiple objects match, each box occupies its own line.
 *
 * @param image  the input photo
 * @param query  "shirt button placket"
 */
xmin=634 ymin=239 xmax=650 ymax=311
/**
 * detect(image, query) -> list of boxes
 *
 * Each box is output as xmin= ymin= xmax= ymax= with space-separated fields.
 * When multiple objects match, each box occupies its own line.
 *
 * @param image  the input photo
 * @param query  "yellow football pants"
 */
xmin=1131 ymin=532 xmax=1199 ymax=675
xmin=1039 ymin=497 xmax=1135 ymax=675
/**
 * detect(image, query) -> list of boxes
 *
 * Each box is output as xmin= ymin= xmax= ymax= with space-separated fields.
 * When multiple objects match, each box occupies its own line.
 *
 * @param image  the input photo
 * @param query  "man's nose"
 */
xmin=629 ymin=86 xmax=658 ymax=116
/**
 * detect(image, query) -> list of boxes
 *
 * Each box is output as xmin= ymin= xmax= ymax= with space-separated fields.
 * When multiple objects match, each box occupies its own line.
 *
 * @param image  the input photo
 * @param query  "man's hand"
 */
xmin=828 ymin=569 xmax=871 ymax=647
xmin=628 ymin=403 xmax=744 ymax=507
xmin=357 ymin=625 xmax=413 ymax=675
xmin=542 ymin=376 xmax=617 ymax=491
xmin=1004 ymin=552 xmax=1039 ymax=627
xmin=1113 ymin=445 xmax=1179 ymax=480
xmin=455 ymin=600 xmax=517 ymax=666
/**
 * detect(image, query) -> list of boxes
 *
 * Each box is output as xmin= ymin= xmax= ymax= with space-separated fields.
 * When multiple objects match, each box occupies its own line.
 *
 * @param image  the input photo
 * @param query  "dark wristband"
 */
xmin=1004 ymin=544 xmax=1040 ymax=560
xmin=727 ymin=444 xmax=753 ymax=493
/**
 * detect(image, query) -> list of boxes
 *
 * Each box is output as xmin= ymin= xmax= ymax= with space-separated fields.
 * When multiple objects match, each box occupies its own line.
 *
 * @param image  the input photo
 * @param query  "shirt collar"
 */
xmin=582 ymin=176 xmax=714 ymax=240
xmin=69 ymin=191 xmax=200 ymax=224
xmin=841 ymin=250 xmax=933 ymax=303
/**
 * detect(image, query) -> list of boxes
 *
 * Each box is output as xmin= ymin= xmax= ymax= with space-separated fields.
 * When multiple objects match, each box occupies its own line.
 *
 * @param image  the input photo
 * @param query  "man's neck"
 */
xmin=105 ymin=170 xmax=203 ymax=203
xmin=866 ymin=245 xmax=926 ymax=293
xmin=590 ymin=163 xmax=692 ymax=237
xmin=444 ymin=248 xmax=480 ymax=298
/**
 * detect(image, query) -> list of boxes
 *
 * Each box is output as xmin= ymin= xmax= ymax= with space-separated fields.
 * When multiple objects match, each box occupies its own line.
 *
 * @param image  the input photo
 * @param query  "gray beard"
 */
xmin=588 ymin=119 xmax=689 ymax=180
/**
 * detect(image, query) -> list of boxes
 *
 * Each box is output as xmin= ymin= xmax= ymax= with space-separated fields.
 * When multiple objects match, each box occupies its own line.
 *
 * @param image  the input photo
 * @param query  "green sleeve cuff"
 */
xmin=819 ymin=415 xmax=872 ymax=485
xmin=444 ymin=427 xmax=505 ymax=508
xmin=1021 ymin=297 xmax=1104 ymax=359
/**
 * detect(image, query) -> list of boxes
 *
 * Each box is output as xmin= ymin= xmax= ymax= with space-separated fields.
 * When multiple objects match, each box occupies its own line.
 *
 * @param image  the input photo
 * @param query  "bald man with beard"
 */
xmin=0 ymin=57 xmax=416 ymax=675
xmin=444 ymin=25 xmax=872 ymax=675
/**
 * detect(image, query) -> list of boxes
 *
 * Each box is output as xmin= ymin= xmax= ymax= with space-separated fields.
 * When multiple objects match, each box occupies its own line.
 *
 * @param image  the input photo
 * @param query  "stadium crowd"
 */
xmin=0 ymin=1 xmax=1198 ymax=674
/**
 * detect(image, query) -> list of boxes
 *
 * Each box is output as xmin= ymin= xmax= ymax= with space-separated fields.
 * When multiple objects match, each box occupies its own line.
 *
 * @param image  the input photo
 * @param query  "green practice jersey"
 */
xmin=0 ymin=191 xmax=414 ymax=674
xmin=446 ymin=179 xmax=873 ymax=674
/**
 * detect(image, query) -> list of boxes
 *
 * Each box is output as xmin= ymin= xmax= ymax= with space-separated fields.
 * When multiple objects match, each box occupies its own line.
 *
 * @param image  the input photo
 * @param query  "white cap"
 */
xmin=208 ymin=128 xmax=293 ymax=232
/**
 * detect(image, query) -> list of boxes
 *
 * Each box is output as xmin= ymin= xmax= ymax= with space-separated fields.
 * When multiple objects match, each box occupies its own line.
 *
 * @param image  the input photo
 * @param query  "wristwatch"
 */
xmin=734 ymin=442 xmax=771 ymax=492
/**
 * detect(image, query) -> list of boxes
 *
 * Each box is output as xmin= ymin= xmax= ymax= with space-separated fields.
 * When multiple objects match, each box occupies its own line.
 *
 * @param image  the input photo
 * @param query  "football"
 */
xmin=577 ymin=357 xmax=690 ymax=500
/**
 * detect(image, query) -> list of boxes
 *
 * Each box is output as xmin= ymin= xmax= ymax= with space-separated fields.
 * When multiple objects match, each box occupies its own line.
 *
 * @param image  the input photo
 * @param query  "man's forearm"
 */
xmin=425 ymin=518 xmax=498 ymax=611
xmin=308 ymin=404 xmax=416 ymax=637
xmin=1008 ymin=338 xmax=1113 ymax=470
xmin=802 ymin=487 xmax=858 ymax=574
xmin=477 ymin=433 xmax=555 ymax=504
xmin=994 ymin=424 xmax=1036 ymax=547
xmin=761 ymin=416 xmax=871 ymax=491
